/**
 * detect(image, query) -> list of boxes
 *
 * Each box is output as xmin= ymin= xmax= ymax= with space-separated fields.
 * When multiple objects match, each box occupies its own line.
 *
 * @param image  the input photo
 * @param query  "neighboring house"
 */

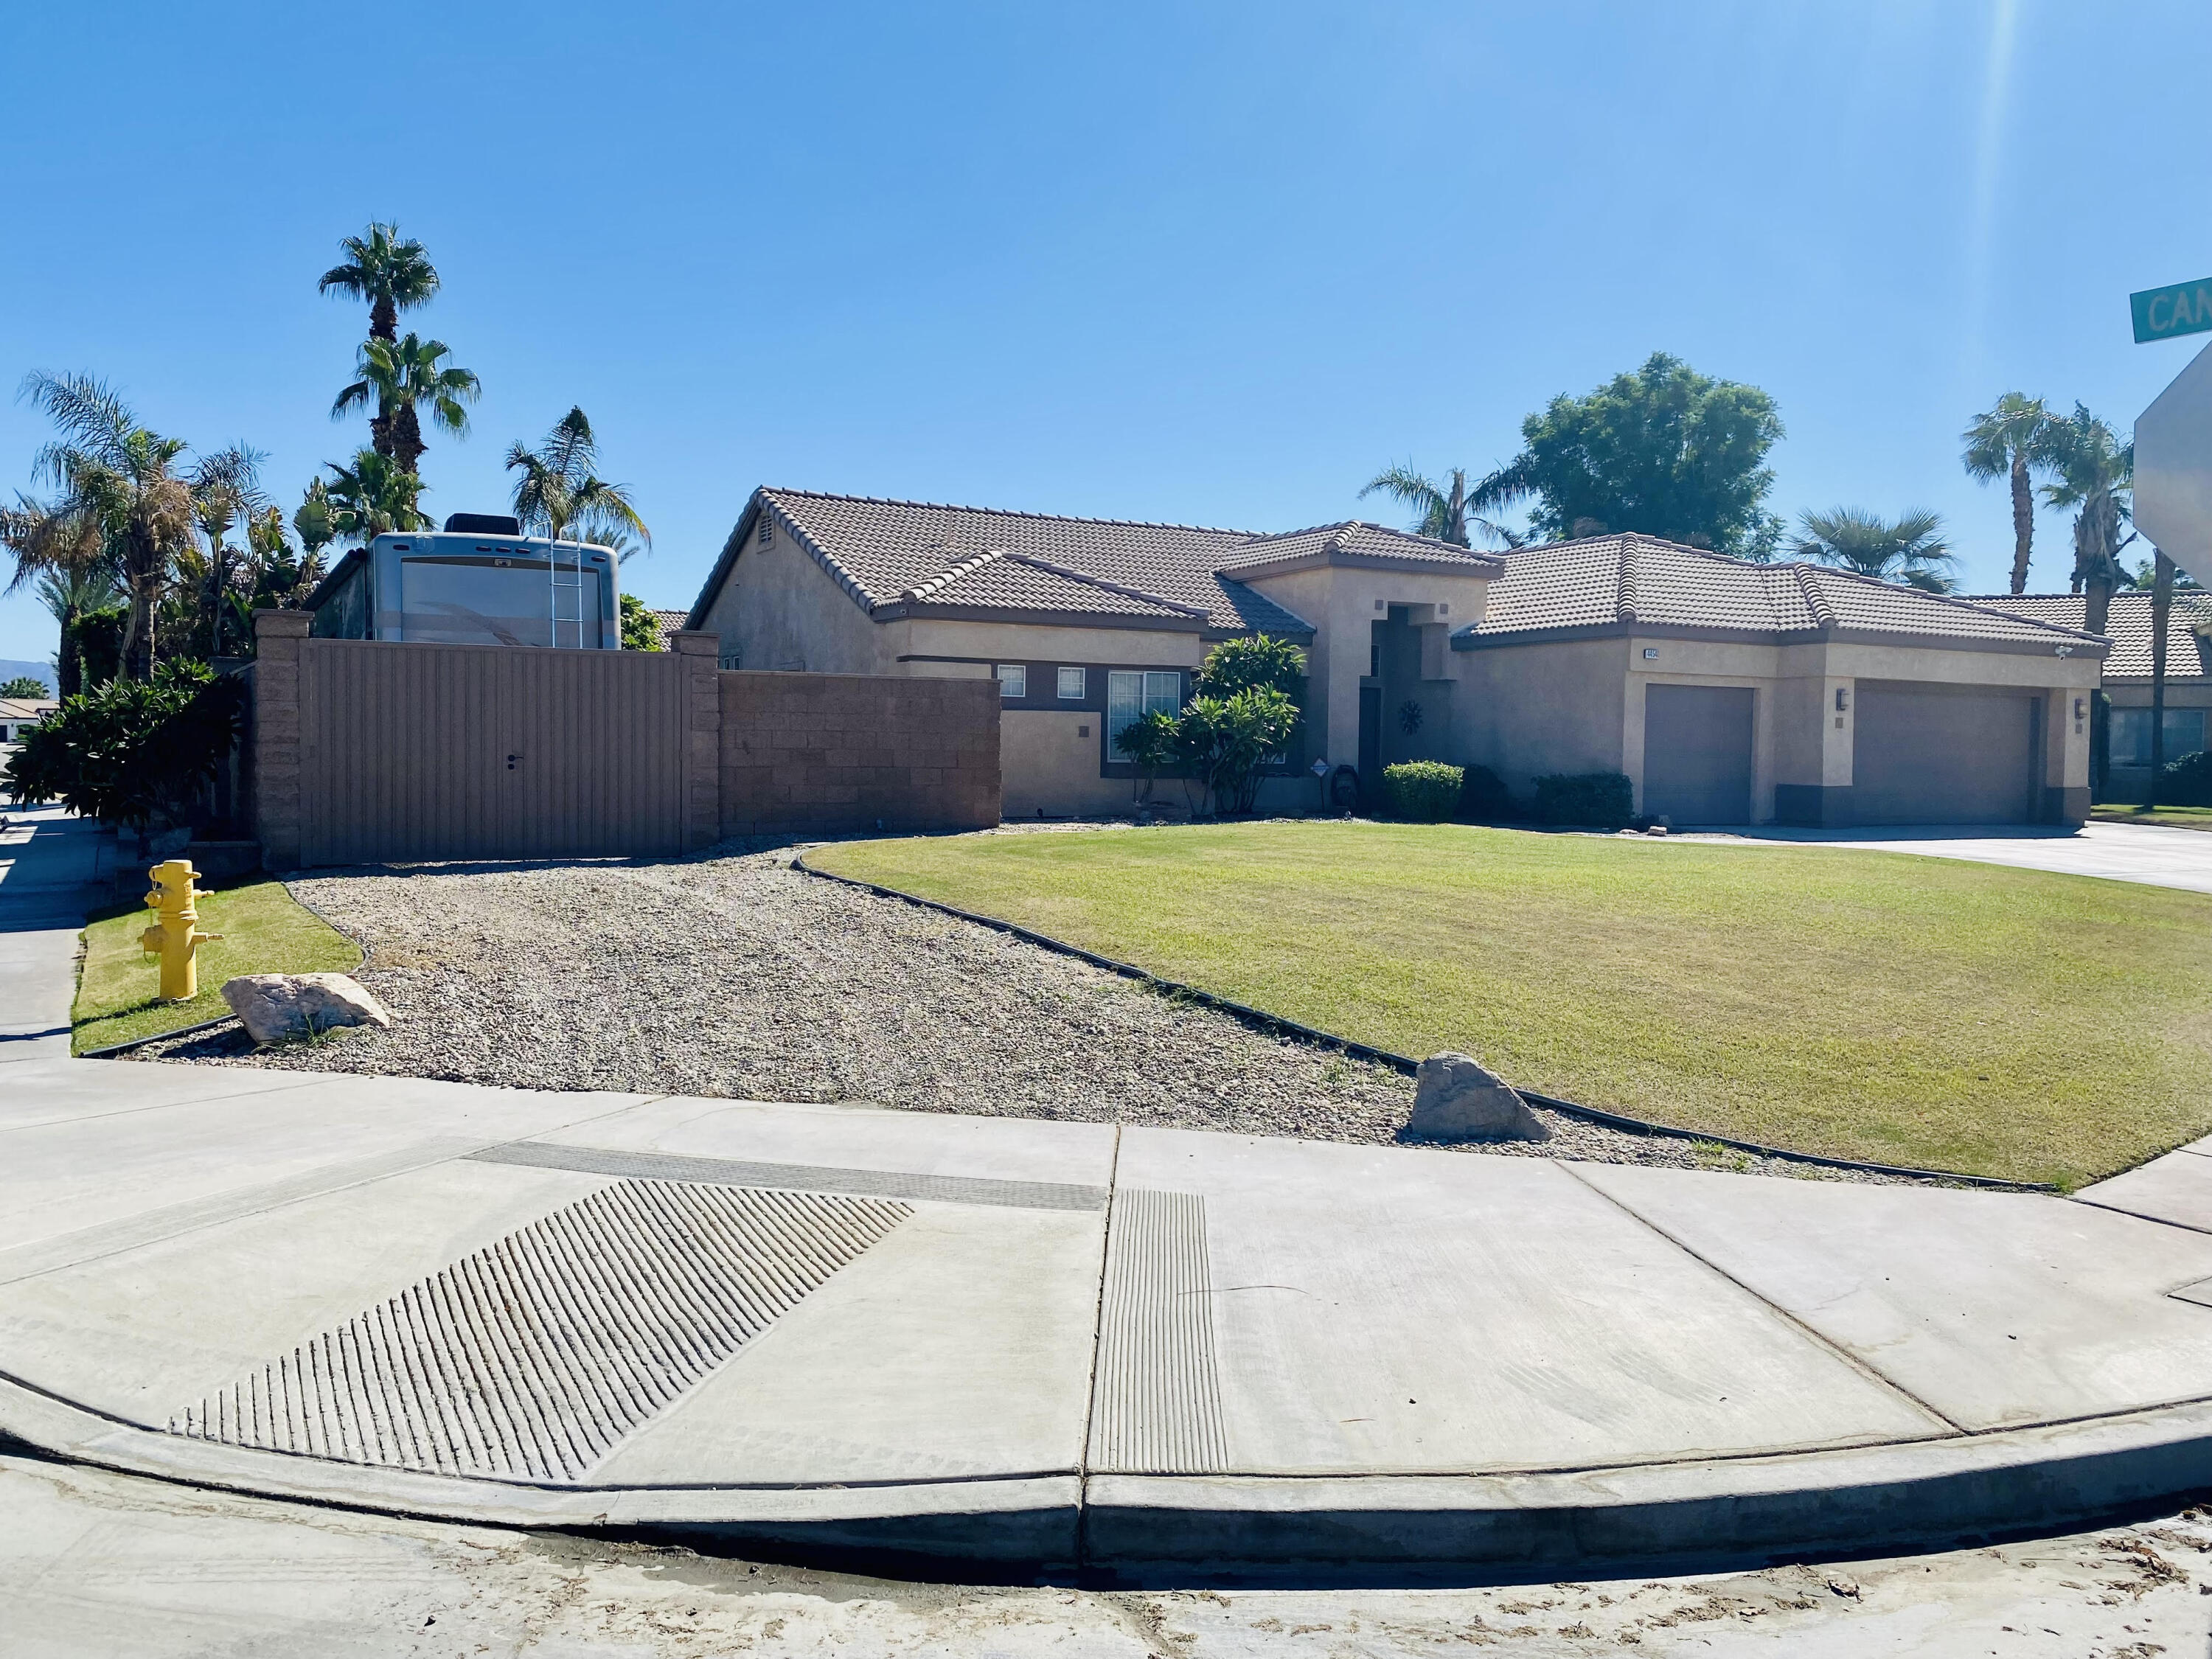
xmin=1972 ymin=590 xmax=2212 ymax=801
xmin=0 ymin=698 xmax=57 ymax=743
xmin=651 ymin=609 xmax=689 ymax=651
xmin=686 ymin=490 xmax=2105 ymax=826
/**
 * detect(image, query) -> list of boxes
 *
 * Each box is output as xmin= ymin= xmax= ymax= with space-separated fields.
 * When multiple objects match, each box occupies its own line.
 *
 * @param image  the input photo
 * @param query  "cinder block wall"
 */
xmin=717 ymin=671 xmax=1001 ymax=836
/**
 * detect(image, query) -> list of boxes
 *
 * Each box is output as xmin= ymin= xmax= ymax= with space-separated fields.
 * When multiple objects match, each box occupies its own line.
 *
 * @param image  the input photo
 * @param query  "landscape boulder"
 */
xmin=1406 ymin=1051 xmax=1551 ymax=1142
xmin=221 ymin=973 xmax=392 ymax=1046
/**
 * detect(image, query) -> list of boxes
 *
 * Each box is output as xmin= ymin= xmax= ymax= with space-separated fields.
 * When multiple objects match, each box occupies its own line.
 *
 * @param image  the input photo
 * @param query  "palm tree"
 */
xmin=1961 ymin=394 xmax=2057 ymax=595
xmin=505 ymin=407 xmax=651 ymax=549
xmin=1792 ymin=507 xmax=1960 ymax=593
xmin=331 ymin=333 xmax=479 ymax=476
xmin=323 ymin=449 xmax=427 ymax=544
xmin=18 ymin=372 xmax=195 ymax=680
xmin=293 ymin=477 xmax=336 ymax=566
xmin=319 ymin=223 xmax=439 ymax=344
xmin=2038 ymin=404 xmax=2134 ymax=633
xmin=189 ymin=444 xmax=267 ymax=658
xmin=35 ymin=566 xmax=123 ymax=696
xmin=1360 ymin=464 xmax=1523 ymax=549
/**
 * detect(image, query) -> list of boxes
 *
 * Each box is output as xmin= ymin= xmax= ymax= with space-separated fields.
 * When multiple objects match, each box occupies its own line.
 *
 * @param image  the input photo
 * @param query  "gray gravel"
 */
xmin=137 ymin=843 xmax=1930 ymax=1180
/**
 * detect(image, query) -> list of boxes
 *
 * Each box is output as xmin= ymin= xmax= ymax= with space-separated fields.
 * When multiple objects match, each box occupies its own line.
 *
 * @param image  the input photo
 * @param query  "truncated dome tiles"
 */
xmin=168 ymin=1178 xmax=911 ymax=1483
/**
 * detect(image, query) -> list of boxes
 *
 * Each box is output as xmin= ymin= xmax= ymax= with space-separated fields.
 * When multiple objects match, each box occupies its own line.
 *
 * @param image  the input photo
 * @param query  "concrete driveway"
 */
xmin=1691 ymin=819 xmax=2212 ymax=894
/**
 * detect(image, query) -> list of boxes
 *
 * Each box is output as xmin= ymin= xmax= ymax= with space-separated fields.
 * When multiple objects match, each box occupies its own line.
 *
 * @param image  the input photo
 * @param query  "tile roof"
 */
xmin=1466 ymin=533 xmax=2106 ymax=653
xmin=650 ymin=609 xmax=689 ymax=649
xmin=692 ymin=490 xmax=1498 ymax=638
xmin=1969 ymin=591 xmax=2212 ymax=679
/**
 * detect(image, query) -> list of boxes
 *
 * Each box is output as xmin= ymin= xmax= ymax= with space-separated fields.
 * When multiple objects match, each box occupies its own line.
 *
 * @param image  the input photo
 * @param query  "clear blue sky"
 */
xmin=3 ymin=1 xmax=2208 ymax=666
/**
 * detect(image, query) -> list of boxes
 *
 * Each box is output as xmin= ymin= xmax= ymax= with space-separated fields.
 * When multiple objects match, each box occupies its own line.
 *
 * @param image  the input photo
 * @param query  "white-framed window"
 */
xmin=1057 ymin=666 xmax=1086 ymax=700
xmin=1106 ymin=669 xmax=1183 ymax=753
xmin=2112 ymin=706 xmax=2208 ymax=766
xmin=996 ymin=664 xmax=1027 ymax=698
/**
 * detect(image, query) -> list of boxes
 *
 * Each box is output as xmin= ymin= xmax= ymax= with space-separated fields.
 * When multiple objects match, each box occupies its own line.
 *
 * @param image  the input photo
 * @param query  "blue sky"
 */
xmin=3 ymin=1 xmax=2208 ymax=665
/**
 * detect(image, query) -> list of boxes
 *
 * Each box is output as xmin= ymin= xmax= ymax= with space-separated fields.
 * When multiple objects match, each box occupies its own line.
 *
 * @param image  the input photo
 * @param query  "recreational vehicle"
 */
xmin=307 ymin=513 xmax=621 ymax=649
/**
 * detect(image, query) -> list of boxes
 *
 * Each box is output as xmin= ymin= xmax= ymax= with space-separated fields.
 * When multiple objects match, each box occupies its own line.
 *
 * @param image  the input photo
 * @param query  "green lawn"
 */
xmin=74 ymin=877 xmax=361 ymax=1053
xmin=2094 ymin=804 xmax=2212 ymax=833
xmin=811 ymin=823 xmax=2212 ymax=1187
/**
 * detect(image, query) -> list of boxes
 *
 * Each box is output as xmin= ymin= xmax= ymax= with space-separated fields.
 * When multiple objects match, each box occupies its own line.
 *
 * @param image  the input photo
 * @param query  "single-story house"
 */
xmin=685 ymin=489 xmax=2105 ymax=826
xmin=0 ymin=697 xmax=56 ymax=743
xmin=1972 ymin=589 xmax=2212 ymax=801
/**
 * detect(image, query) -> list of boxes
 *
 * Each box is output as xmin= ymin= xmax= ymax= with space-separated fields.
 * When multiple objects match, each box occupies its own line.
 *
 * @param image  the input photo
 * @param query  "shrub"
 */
xmin=1195 ymin=633 xmax=1306 ymax=700
xmin=619 ymin=592 xmax=665 ymax=651
xmin=3 ymin=661 xmax=244 ymax=829
xmin=1175 ymin=686 xmax=1301 ymax=815
xmin=1457 ymin=763 xmax=1512 ymax=822
xmin=1533 ymin=770 xmax=1634 ymax=829
xmin=1383 ymin=761 xmax=1462 ymax=821
xmin=2163 ymin=749 xmax=2212 ymax=807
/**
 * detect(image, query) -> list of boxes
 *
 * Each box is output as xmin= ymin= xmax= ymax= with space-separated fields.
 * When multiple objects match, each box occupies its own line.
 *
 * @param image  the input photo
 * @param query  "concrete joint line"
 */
xmin=1074 ymin=1122 xmax=1123 ymax=1567
xmin=2069 ymin=1194 xmax=2212 ymax=1241
xmin=1557 ymin=1163 xmax=1966 ymax=1435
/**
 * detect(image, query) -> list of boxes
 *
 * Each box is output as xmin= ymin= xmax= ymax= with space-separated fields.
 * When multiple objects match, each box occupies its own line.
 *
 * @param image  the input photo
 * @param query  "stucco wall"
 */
xmin=1453 ymin=636 xmax=1630 ymax=796
xmin=1001 ymin=709 xmax=1135 ymax=818
xmin=696 ymin=521 xmax=903 ymax=675
xmin=717 ymin=670 xmax=1000 ymax=835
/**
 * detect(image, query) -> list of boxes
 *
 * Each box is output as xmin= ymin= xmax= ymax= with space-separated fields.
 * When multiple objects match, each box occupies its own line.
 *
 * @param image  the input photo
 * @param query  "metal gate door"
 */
xmin=296 ymin=640 xmax=686 ymax=864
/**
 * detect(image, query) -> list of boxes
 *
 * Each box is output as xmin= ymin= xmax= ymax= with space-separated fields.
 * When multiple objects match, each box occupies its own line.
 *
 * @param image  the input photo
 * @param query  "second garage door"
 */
xmin=1851 ymin=681 xmax=2039 ymax=825
xmin=1643 ymin=684 xmax=1755 ymax=825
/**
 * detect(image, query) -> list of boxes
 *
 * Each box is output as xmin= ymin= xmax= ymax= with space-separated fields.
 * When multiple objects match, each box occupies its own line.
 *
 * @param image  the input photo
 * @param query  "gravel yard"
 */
xmin=137 ymin=844 xmax=1924 ymax=1180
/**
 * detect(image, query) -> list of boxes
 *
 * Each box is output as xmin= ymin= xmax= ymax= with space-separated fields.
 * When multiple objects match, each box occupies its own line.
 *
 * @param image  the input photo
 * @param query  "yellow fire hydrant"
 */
xmin=140 ymin=859 xmax=220 ymax=1001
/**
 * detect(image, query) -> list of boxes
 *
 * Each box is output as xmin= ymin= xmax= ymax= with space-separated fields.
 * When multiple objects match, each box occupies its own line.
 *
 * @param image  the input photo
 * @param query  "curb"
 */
xmin=791 ymin=854 xmax=2053 ymax=1193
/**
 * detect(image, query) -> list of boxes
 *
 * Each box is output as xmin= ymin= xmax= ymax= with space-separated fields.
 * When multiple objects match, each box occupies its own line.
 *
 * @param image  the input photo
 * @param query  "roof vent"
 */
xmin=443 ymin=512 xmax=524 ymax=536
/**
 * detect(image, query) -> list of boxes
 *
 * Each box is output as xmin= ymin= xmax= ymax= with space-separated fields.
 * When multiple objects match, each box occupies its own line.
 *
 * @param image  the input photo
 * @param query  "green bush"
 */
xmin=3 ymin=661 xmax=244 ymax=829
xmin=1533 ymin=770 xmax=1634 ymax=829
xmin=1383 ymin=761 xmax=1463 ymax=821
xmin=619 ymin=592 xmax=664 ymax=650
xmin=2163 ymin=749 xmax=2212 ymax=807
xmin=1457 ymin=763 xmax=1512 ymax=822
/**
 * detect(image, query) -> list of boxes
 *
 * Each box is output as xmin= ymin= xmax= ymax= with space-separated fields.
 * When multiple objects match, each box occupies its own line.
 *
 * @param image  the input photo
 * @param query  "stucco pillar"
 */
xmin=672 ymin=630 xmax=722 ymax=851
xmin=251 ymin=609 xmax=311 ymax=871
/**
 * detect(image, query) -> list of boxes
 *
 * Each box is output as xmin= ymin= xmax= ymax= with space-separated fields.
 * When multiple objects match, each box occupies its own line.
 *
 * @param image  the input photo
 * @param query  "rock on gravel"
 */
xmin=221 ymin=973 xmax=392 ymax=1046
xmin=134 ymin=844 xmax=1926 ymax=1180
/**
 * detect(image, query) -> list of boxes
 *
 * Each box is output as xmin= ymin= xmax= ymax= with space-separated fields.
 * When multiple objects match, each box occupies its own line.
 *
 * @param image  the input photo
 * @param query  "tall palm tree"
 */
xmin=331 ymin=333 xmax=479 ymax=475
xmin=189 ymin=444 xmax=267 ymax=659
xmin=323 ymin=449 xmax=427 ymax=544
xmin=2037 ymin=404 xmax=2134 ymax=633
xmin=18 ymin=372 xmax=195 ymax=680
xmin=505 ymin=407 xmax=651 ymax=549
xmin=319 ymin=223 xmax=439 ymax=344
xmin=1961 ymin=393 xmax=2057 ymax=596
xmin=1 ymin=493 xmax=111 ymax=697
xmin=1360 ymin=464 xmax=1524 ymax=549
xmin=1792 ymin=507 xmax=1960 ymax=593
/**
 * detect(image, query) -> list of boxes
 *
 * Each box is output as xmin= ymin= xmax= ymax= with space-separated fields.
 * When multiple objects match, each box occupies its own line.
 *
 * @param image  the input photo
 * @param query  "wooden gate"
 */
xmin=294 ymin=639 xmax=686 ymax=864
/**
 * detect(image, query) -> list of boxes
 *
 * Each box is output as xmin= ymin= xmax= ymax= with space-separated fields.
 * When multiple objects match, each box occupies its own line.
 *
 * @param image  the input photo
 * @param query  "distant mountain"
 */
xmin=0 ymin=659 xmax=57 ymax=696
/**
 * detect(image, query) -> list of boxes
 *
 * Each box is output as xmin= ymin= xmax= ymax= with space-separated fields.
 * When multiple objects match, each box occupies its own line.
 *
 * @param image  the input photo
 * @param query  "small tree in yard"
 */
xmin=3 ymin=661 xmax=243 ymax=827
xmin=1112 ymin=636 xmax=1307 ymax=817
xmin=1113 ymin=708 xmax=1179 ymax=804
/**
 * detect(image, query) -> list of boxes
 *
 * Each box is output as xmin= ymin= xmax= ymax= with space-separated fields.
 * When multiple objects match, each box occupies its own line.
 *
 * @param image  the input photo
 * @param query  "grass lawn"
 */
xmin=2093 ymin=804 xmax=2212 ymax=833
xmin=73 ymin=877 xmax=361 ymax=1054
xmin=811 ymin=823 xmax=2212 ymax=1187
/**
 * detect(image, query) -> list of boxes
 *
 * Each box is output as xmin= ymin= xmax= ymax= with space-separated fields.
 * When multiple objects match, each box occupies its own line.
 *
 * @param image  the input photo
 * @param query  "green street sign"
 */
xmin=2132 ymin=278 xmax=2212 ymax=344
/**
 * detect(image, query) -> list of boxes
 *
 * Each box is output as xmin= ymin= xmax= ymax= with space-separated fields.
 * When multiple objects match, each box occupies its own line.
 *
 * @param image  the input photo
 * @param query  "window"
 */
xmin=1106 ymin=669 xmax=1183 ymax=751
xmin=2112 ymin=706 xmax=2208 ymax=766
xmin=996 ymin=664 xmax=1027 ymax=698
xmin=1057 ymin=666 xmax=1086 ymax=700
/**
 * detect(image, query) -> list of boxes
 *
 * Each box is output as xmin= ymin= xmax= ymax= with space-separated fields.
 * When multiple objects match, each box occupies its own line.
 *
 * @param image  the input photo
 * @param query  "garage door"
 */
xmin=1852 ymin=681 xmax=2039 ymax=825
xmin=1643 ymin=684 xmax=1754 ymax=824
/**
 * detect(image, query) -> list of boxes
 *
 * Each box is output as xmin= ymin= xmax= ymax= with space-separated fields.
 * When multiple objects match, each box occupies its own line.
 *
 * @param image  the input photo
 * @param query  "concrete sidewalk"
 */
xmin=0 ymin=804 xmax=113 ymax=1063
xmin=7 ymin=1049 xmax=2212 ymax=1579
xmin=1691 ymin=818 xmax=2212 ymax=893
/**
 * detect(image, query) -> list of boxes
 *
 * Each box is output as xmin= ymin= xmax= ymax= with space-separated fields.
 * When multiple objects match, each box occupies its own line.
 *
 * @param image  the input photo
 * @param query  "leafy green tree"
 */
xmin=17 ymin=373 xmax=196 ymax=680
xmin=619 ymin=592 xmax=664 ymax=650
xmin=1472 ymin=352 xmax=1785 ymax=557
xmin=323 ymin=448 xmax=426 ymax=543
xmin=506 ymin=407 xmax=650 ymax=549
xmin=1791 ymin=507 xmax=1960 ymax=593
xmin=1194 ymin=633 xmax=1306 ymax=700
xmin=1171 ymin=688 xmax=1301 ymax=815
xmin=189 ymin=444 xmax=267 ymax=659
xmin=1 ymin=675 xmax=46 ymax=698
xmin=1960 ymin=393 xmax=2057 ymax=595
xmin=1359 ymin=465 xmax=1523 ymax=549
xmin=2038 ymin=404 xmax=2134 ymax=635
xmin=1112 ymin=708 xmax=1180 ymax=806
xmin=319 ymin=223 xmax=439 ymax=345
xmin=332 ymin=333 xmax=479 ymax=476
xmin=2 ymin=659 xmax=243 ymax=827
